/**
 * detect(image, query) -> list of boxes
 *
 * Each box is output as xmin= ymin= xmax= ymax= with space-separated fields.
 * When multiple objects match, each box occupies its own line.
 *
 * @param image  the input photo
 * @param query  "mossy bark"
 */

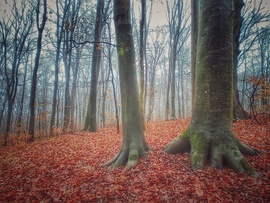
xmin=104 ymin=0 xmax=149 ymax=170
xmin=164 ymin=0 xmax=258 ymax=176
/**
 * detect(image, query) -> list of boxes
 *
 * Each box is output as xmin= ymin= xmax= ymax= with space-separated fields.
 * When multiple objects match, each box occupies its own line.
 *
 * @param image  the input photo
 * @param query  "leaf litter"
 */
xmin=0 ymin=116 xmax=269 ymax=202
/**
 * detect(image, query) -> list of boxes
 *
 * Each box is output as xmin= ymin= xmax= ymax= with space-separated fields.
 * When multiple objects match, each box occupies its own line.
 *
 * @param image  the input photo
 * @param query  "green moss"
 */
xmin=193 ymin=155 xmax=202 ymax=164
xmin=190 ymin=132 xmax=208 ymax=153
xmin=128 ymin=151 xmax=139 ymax=161
xmin=179 ymin=127 xmax=191 ymax=139
xmin=240 ymin=159 xmax=258 ymax=177
xmin=119 ymin=47 xmax=125 ymax=56
xmin=190 ymin=132 xmax=209 ymax=169
xmin=233 ymin=151 xmax=238 ymax=156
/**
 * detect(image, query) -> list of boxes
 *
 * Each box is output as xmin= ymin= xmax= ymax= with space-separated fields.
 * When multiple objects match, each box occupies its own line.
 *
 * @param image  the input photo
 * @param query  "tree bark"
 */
xmin=191 ymin=0 xmax=198 ymax=110
xmin=104 ymin=0 xmax=149 ymax=170
xmin=70 ymin=46 xmax=82 ymax=131
xmin=139 ymin=0 xmax=146 ymax=125
xmin=2 ymin=2 xmax=33 ymax=145
xmin=232 ymin=0 xmax=250 ymax=121
xmin=164 ymin=0 xmax=258 ymax=176
xmin=84 ymin=0 xmax=104 ymax=132
xmin=28 ymin=0 xmax=47 ymax=141
xmin=50 ymin=0 xmax=71 ymax=135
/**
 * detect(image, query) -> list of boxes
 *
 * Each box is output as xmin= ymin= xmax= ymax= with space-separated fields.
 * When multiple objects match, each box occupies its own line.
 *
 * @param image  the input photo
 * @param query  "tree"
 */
xmin=232 ymin=0 xmax=250 ymax=121
xmin=147 ymin=26 xmax=167 ymax=121
xmin=164 ymin=0 xmax=258 ymax=176
xmin=139 ymin=0 xmax=148 ymax=127
xmin=1 ymin=1 xmax=34 ymax=145
xmin=238 ymin=0 xmax=270 ymax=114
xmin=28 ymin=0 xmax=47 ymax=141
xmin=104 ymin=0 xmax=149 ymax=169
xmin=191 ymin=0 xmax=198 ymax=109
xmin=50 ymin=0 xmax=71 ymax=135
xmin=62 ymin=0 xmax=83 ymax=133
xmin=84 ymin=0 xmax=105 ymax=132
xmin=165 ymin=0 xmax=190 ymax=120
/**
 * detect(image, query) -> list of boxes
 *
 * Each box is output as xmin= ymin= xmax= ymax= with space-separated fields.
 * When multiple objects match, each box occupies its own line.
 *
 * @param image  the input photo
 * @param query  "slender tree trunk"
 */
xmin=165 ymin=68 xmax=171 ymax=120
xmin=50 ymin=0 xmax=70 ymax=135
xmin=62 ymin=30 xmax=72 ymax=133
xmin=107 ymin=22 xmax=120 ymax=133
xmin=84 ymin=0 xmax=104 ymax=132
xmin=28 ymin=0 xmax=47 ymax=141
xmin=170 ymin=43 xmax=177 ymax=120
xmin=233 ymin=0 xmax=250 ymax=120
xmin=191 ymin=0 xmax=198 ymax=111
xmin=101 ymin=63 xmax=110 ymax=127
xmin=17 ymin=55 xmax=29 ymax=133
xmin=50 ymin=50 xmax=60 ymax=135
xmin=139 ymin=0 xmax=146 ymax=127
xmin=70 ymin=46 xmax=81 ymax=131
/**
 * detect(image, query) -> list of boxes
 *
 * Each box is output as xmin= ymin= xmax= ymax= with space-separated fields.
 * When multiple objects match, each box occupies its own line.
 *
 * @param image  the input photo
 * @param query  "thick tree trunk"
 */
xmin=164 ymin=0 xmax=258 ymax=176
xmin=104 ymin=0 xmax=149 ymax=170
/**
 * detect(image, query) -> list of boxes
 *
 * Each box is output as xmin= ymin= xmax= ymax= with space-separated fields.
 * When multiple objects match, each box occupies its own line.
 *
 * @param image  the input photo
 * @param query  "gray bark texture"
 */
xmin=164 ymin=0 xmax=258 ymax=176
xmin=104 ymin=0 xmax=149 ymax=170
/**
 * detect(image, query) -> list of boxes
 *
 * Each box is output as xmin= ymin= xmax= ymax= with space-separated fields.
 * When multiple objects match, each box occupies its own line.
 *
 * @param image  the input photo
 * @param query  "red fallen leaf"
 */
xmin=0 ymin=117 xmax=270 ymax=203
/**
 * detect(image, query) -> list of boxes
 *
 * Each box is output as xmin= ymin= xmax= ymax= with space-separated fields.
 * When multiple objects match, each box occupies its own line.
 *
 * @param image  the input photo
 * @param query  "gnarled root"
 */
xmin=104 ymin=144 xmax=149 ymax=170
xmin=164 ymin=128 xmax=259 ymax=177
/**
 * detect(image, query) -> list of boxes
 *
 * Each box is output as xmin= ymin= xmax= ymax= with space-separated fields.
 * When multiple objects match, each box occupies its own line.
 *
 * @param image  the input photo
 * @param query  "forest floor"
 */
xmin=0 ymin=116 xmax=270 ymax=202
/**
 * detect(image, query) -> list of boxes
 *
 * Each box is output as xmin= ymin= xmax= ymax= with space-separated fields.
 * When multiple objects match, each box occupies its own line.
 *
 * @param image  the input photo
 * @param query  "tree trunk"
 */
xmin=170 ymin=42 xmax=177 ymax=120
xmin=191 ymin=0 xmax=198 ymax=111
xmin=70 ymin=46 xmax=81 ymax=131
xmin=62 ymin=28 xmax=72 ymax=134
xmin=28 ymin=0 xmax=47 ymax=141
xmin=233 ymin=0 xmax=250 ymax=121
xmin=84 ymin=0 xmax=104 ymax=132
xmin=107 ymin=22 xmax=120 ymax=133
xmin=164 ymin=0 xmax=258 ymax=176
xmin=17 ymin=55 xmax=29 ymax=133
xmin=50 ymin=0 xmax=71 ymax=135
xmin=139 ymin=0 xmax=146 ymax=127
xmin=104 ymin=0 xmax=149 ymax=170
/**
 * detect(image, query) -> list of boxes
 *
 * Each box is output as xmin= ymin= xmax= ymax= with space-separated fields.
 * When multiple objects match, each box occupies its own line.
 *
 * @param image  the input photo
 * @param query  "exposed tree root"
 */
xmin=104 ymin=144 xmax=149 ymax=170
xmin=164 ymin=128 xmax=259 ymax=177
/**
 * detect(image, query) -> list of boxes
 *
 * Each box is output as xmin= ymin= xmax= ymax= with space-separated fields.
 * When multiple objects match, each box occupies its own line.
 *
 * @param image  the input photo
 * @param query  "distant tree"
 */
xmin=84 ymin=0 xmax=105 ymax=132
xmin=147 ymin=27 xmax=167 ymax=121
xmin=232 ymin=0 xmax=250 ymax=121
xmin=50 ymin=0 xmax=71 ymax=135
xmin=191 ymin=0 xmax=198 ymax=109
xmin=62 ymin=0 xmax=83 ymax=133
xmin=238 ymin=0 xmax=270 ymax=115
xmin=164 ymin=0 xmax=258 ymax=176
xmin=104 ymin=0 xmax=149 ymax=169
xmin=165 ymin=0 xmax=190 ymax=120
xmin=1 ymin=1 xmax=34 ymax=145
xmin=28 ymin=0 xmax=47 ymax=141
